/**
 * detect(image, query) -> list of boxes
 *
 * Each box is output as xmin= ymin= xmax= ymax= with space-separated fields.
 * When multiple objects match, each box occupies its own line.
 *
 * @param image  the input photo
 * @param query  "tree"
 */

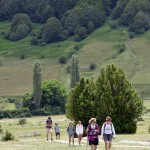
xmin=66 ymin=64 xmax=144 ymax=133
xmin=7 ymin=13 xmax=32 ymax=41
xmin=128 ymin=11 xmax=150 ymax=34
xmin=120 ymin=0 xmax=150 ymax=26
xmin=95 ymin=64 xmax=144 ymax=133
xmin=66 ymin=78 xmax=95 ymax=127
xmin=33 ymin=60 xmax=42 ymax=110
xmin=41 ymin=80 xmax=67 ymax=113
xmin=42 ymin=17 xmax=62 ymax=43
xmin=111 ymin=0 xmax=130 ymax=19
xmin=70 ymin=54 xmax=80 ymax=88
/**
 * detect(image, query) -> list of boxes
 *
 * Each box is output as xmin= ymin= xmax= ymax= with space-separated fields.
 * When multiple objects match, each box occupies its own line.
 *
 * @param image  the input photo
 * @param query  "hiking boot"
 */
xmin=51 ymin=138 xmax=53 ymax=141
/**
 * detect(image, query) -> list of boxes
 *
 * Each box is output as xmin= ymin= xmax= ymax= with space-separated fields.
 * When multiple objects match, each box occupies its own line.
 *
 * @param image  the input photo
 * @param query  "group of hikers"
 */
xmin=46 ymin=116 xmax=116 ymax=150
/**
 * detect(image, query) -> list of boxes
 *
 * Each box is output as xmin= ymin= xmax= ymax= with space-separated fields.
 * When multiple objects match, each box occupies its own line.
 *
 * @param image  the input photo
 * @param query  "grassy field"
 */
xmin=0 ymin=100 xmax=149 ymax=150
xmin=0 ymin=21 xmax=150 ymax=98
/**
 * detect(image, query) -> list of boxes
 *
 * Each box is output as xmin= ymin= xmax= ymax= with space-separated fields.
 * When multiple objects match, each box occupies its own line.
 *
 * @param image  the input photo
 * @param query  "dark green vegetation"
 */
xmin=1 ymin=0 xmax=150 ymax=45
xmin=66 ymin=64 xmax=144 ymax=133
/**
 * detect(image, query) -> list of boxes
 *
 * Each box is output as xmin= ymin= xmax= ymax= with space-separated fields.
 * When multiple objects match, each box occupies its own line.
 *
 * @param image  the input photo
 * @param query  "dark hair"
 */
xmin=48 ymin=117 xmax=51 ymax=119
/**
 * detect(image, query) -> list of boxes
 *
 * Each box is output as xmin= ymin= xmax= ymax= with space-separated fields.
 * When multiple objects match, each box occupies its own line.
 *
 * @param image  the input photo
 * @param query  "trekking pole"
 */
xmin=86 ymin=134 xmax=88 ymax=150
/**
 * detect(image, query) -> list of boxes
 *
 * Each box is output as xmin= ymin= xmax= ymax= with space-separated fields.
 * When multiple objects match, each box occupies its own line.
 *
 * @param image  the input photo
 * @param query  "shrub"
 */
xmin=129 ymin=32 xmax=135 ymax=39
xmin=73 ymin=35 xmax=81 ymax=42
xmin=58 ymin=56 xmax=67 ymax=64
xmin=66 ymin=65 xmax=71 ymax=73
xmin=31 ymin=37 xmax=38 ymax=45
xmin=18 ymin=118 xmax=27 ymax=125
xmin=20 ymin=54 xmax=26 ymax=59
xmin=89 ymin=63 xmax=96 ymax=70
xmin=119 ymin=44 xmax=126 ymax=53
xmin=74 ymin=44 xmax=81 ymax=51
xmin=109 ymin=22 xmax=118 ymax=29
xmin=0 ymin=124 xmax=3 ymax=134
xmin=1 ymin=130 xmax=14 ymax=141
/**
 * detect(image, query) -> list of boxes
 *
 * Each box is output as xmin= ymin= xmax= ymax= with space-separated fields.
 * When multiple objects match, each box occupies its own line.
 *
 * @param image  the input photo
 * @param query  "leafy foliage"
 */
xmin=6 ymin=13 xmax=32 ymax=41
xmin=66 ymin=64 xmax=144 ymax=133
xmin=33 ymin=60 xmax=42 ymax=110
xmin=1 ymin=130 xmax=14 ymax=141
xmin=41 ymin=17 xmax=62 ymax=43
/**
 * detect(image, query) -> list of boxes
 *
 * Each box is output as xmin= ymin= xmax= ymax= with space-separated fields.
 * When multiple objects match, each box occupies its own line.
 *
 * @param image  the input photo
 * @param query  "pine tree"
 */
xmin=66 ymin=78 xmax=95 ymax=127
xmin=33 ymin=60 xmax=42 ymax=110
xmin=70 ymin=54 xmax=80 ymax=88
xmin=95 ymin=64 xmax=144 ymax=133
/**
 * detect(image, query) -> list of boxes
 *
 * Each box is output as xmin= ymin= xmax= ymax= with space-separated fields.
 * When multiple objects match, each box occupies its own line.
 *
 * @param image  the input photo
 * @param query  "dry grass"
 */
xmin=0 ymin=101 xmax=149 ymax=150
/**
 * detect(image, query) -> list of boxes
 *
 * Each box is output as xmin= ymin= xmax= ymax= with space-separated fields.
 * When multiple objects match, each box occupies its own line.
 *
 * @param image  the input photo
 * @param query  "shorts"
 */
xmin=69 ymin=133 xmax=74 ymax=137
xmin=103 ymin=134 xmax=113 ymax=141
xmin=89 ymin=138 xmax=99 ymax=145
xmin=46 ymin=127 xmax=52 ymax=134
xmin=55 ymin=132 xmax=60 ymax=136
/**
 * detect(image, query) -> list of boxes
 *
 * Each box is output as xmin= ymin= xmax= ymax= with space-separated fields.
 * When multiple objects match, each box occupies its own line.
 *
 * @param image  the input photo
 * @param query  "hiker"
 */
xmin=67 ymin=121 xmax=75 ymax=147
xmin=101 ymin=116 xmax=116 ymax=150
xmin=46 ymin=117 xmax=53 ymax=141
xmin=54 ymin=123 xmax=60 ymax=139
xmin=86 ymin=118 xmax=99 ymax=150
xmin=76 ymin=121 xmax=83 ymax=146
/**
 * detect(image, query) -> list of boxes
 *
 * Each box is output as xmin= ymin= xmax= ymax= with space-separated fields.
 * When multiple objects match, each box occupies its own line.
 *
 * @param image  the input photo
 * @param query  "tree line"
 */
xmin=1 ymin=0 xmax=150 ymax=44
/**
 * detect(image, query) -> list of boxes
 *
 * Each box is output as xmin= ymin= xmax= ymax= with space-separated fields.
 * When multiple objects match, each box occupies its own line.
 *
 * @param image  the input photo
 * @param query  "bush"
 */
xmin=31 ymin=37 xmax=38 ymax=45
xmin=129 ymin=32 xmax=135 ymax=39
xmin=74 ymin=44 xmax=81 ymax=51
xmin=1 ymin=130 xmax=15 ymax=141
xmin=109 ymin=22 xmax=118 ymax=29
xmin=119 ymin=44 xmax=126 ymax=53
xmin=66 ymin=65 xmax=71 ymax=73
xmin=20 ymin=54 xmax=26 ymax=59
xmin=58 ymin=56 xmax=67 ymax=64
xmin=0 ymin=124 xmax=3 ymax=134
xmin=89 ymin=63 xmax=96 ymax=70
xmin=73 ymin=35 xmax=82 ymax=42
xmin=18 ymin=118 xmax=27 ymax=125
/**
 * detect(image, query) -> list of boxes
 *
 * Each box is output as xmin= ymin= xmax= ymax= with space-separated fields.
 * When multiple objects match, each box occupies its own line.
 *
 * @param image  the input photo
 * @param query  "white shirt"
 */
xmin=101 ymin=122 xmax=116 ymax=138
xmin=76 ymin=124 xmax=83 ymax=135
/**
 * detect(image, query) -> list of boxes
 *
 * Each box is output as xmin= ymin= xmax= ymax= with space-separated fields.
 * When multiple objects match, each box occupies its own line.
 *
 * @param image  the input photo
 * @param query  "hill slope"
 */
xmin=0 ymin=21 xmax=150 ymax=99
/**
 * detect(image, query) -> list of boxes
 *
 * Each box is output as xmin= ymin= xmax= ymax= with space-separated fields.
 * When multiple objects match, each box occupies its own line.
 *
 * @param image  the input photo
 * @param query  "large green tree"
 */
xmin=66 ymin=64 xmax=144 ymax=133
xmin=42 ymin=17 xmax=62 ymax=43
xmin=33 ymin=60 xmax=42 ymax=110
xmin=70 ymin=54 xmax=80 ymax=88
xmin=66 ymin=78 xmax=95 ymax=127
xmin=95 ymin=64 xmax=144 ymax=133
xmin=41 ymin=80 xmax=67 ymax=113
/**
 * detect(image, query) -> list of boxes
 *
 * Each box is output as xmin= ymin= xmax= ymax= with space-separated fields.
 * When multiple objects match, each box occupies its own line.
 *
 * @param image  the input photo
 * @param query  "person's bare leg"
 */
xmin=72 ymin=137 xmax=74 ymax=146
xmin=109 ymin=141 xmax=112 ymax=150
xmin=46 ymin=133 xmax=48 ymax=140
xmin=90 ymin=145 xmax=94 ymax=150
xmin=94 ymin=145 xmax=97 ymax=150
xmin=69 ymin=136 xmax=71 ymax=146
xmin=105 ymin=141 xmax=109 ymax=150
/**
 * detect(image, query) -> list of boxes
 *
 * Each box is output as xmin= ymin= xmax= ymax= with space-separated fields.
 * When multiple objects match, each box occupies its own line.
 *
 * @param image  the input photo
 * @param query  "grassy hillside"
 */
xmin=0 ymin=21 xmax=150 ymax=98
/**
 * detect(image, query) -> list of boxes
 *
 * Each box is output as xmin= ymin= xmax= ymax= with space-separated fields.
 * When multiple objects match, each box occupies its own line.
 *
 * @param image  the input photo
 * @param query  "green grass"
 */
xmin=0 ymin=21 xmax=150 ymax=98
xmin=0 ymin=100 xmax=149 ymax=150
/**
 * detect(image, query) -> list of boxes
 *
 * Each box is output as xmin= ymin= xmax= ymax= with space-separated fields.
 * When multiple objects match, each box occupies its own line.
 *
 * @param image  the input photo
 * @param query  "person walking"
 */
xmin=76 ymin=121 xmax=83 ymax=146
xmin=86 ymin=118 xmax=99 ymax=150
xmin=67 ymin=122 xmax=75 ymax=146
xmin=101 ymin=116 xmax=116 ymax=150
xmin=46 ymin=117 xmax=53 ymax=141
xmin=54 ymin=123 xmax=60 ymax=139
